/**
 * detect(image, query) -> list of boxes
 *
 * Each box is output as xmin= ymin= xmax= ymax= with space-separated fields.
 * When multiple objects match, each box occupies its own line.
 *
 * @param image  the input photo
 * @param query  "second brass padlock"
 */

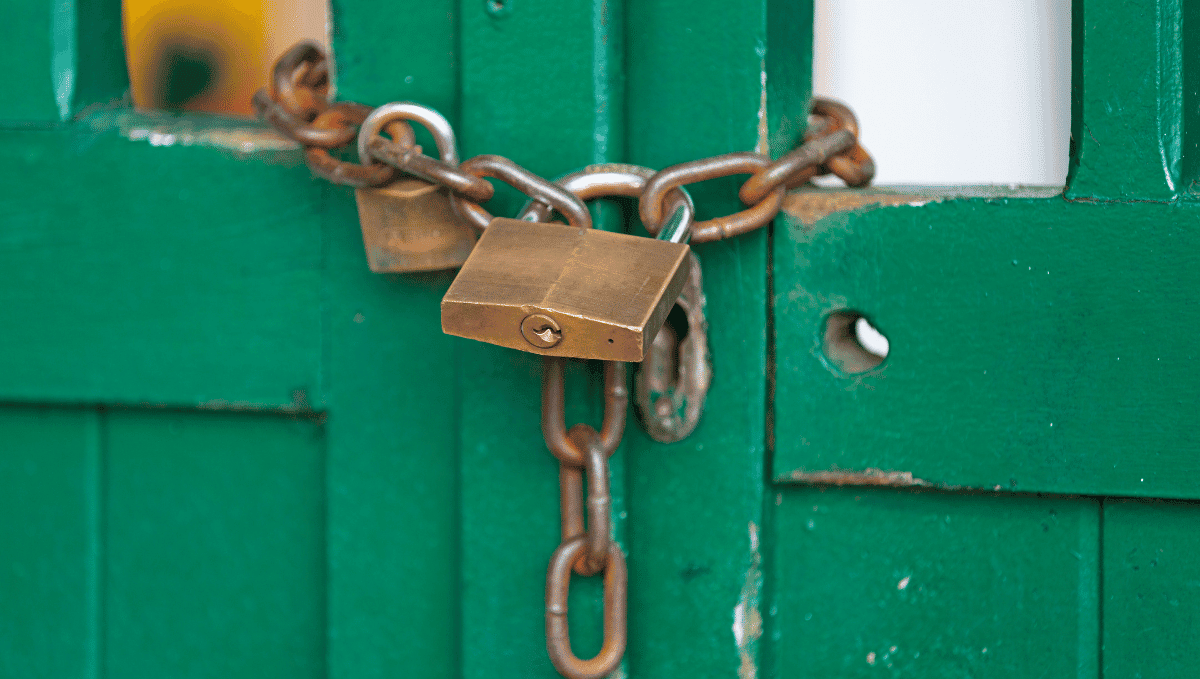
xmin=355 ymin=103 xmax=477 ymax=272
xmin=441 ymin=218 xmax=691 ymax=362
xmin=355 ymin=179 xmax=476 ymax=272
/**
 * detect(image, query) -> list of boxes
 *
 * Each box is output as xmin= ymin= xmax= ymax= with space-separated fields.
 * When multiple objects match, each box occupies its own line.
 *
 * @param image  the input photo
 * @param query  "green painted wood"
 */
xmin=104 ymin=409 xmax=325 ymax=678
xmin=458 ymin=0 xmax=622 ymax=210
xmin=766 ymin=487 xmax=1100 ymax=678
xmin=69 ymin=0 xmax=129 ymax=117
xmin=323 ymin=191 xmax=462 ymax=679
xmin=0 ymin=124 xmax=322 ymax=408
xmin=766 ymin=0 xmax=814 ymax=157
xmin=0 ymin=0 xmax=127 ymax=123
xmin=459 ymin=353 xmax=619 ymax=676
xmin=4 ymin=1 xmax=1199 ymax=678
xmin=773 ymin=195 xmax=1200 ymax=499
xmin=1182 ymin=0 xmax=1200 ymax=193
xmin=0 ymin=406 xmax=99 ymax=679
xmin=325 ymin=2 xmax=463 ymax=677
xmin=1102 ymin=498 xmax=1200 ymax=679
xmin=623 ymin=0 xmax=805 ymax=673
xmin=455 ymin=1 xmax=628 ymax=675
xmin=2 ymin=0 xmax=59 ymax=122
xmin=333 ymin=0 xmax=457 ymax=119
xmin=1066 ymin=0 xmax=1183 ymax=200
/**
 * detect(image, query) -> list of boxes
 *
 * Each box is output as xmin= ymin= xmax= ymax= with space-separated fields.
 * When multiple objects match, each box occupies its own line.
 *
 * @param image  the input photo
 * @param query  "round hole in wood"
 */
xmin=822 ymin=311 xmax=889 ymax=374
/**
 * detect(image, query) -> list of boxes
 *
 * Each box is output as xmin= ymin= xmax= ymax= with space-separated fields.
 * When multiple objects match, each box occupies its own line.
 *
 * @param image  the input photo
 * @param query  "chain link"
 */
xmin=269 ymin=41 xmax=330 ymax=118
xmin=639 ymin=152 xmax=786 ymax=242
xmin=449 ymin=155 xmax=593 ymax=231
xmin=255 ymin=41 xmax=875 ymax=679
xmin=542 ymin=358 xmax=626 ymax=466
xmin=303 ymin=103 xmax=409 ymax=187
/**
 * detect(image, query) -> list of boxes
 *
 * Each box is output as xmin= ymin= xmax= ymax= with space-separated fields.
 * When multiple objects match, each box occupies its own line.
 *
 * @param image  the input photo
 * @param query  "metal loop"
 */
xmin=559 ymin=463 xmax=586 ymax=568
xmin=737 ymin=129 xmax=856 ymax=204
xmin=635 ymin=251 xmax=712 ymax=442
xmin=301 ymin=104 xmax=414 ymax=187
xmin=811 ymin=97 xmax=861 ymax=138
xmin=578 ymin=427 xmax=612 ymax=574
xmin=516 ymin=163 xmax=694 ymax=240
xmin=542 ymin=358 xmax=626 ymax=466
xmin=827 ymin=143 xmax=876 ymax=187
xmin=804 ymin=113 xmax=834 ymax=139
xmin=559 ymin=425 xmax=612 ymax=576
xmin=253 ymin=90 xmax=364 ymax=149
xmin=304 ymin=147 xmax=392 ymax=187
xmin=810 ymin=97 xmax=876 ymax=187
xmin=367 ymin=137 xmax=495 ymax=202
xmin=357 ymin=102 xmax=462 ymax=165
xmin=269 ymin=41 xmax=331 ymax=118
xmin=639 ymin=152 xmax=785 ymax=243
xmin=546 ymin=538 xmax=627 ymax=679
xmin=449 ymin=156 xmax=593 ymax=231
xmin=730 ymin=96 xmax=876 ymax=203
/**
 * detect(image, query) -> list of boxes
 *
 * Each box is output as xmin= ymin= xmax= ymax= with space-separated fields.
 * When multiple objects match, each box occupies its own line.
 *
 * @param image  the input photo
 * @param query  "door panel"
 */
xmin=0 ymin=407 xmax=324 ymax=679
xmin=0 ymin=0 xmax=127 ymax=122
xmin=104 ymin=410 xmax=325 ymax=679
xmin=0 ymin=406 xmax=99 ymax=679
xmin=620 ymin=0 xmax=808 ymax=673
xmin=767 ymin=487 xmax=1101 ymax=678
xmin=323 ymin=189 xmax=462 ymax=679
xmin=1 ymin=0 xmax=1196 ymax=676
xmin=1102 ymin=499 xmax=1200 ymax=679
xmin=322 ymin=3 xmax=462 ymax=676
xmin=1067 ymin=0 xmax=1186 ymax=200
xmin=773 ymin=197 xmax=1200 ymax=498
xmin=0 ymin=125 xmax=322 ymax=408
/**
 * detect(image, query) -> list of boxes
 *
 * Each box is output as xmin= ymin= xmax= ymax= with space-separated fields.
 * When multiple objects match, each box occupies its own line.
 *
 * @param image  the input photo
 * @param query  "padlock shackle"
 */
xmin=517 ymin=163 xmax=694 ymax=243
xmin=357 ymin=102 xmax=461 ymax=166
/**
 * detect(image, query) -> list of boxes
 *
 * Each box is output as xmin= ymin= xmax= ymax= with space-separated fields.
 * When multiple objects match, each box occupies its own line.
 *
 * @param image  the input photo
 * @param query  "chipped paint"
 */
xmin=782 ymin=189 xmax=933 ymax=226
xmin=734 ymin=521 xmax=762 ymax=679
xmin=789 ymin=467 xmax=945 ymax=488
xmin=198 ymin=389 xmax=314 ymax=414
xmin=782 ymin=185 xmax=1063 ymax=226
xmin=755 ymin=63 xmax=769 ymax=156
xmin=83 ymin=108 xmax=300 ymax=154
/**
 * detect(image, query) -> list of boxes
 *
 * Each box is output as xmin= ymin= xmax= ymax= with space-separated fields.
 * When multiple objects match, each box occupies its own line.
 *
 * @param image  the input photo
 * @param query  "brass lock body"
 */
xmin=441 ymin=218 xmax=691 ymax=362
xmin=355 ymin=178 xmax=477 ymax=272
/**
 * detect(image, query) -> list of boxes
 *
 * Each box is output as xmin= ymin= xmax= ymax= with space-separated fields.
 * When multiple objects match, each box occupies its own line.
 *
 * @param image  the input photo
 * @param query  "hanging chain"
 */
xmin=254 ymin=41 xmax=874 ymax=679
xmin=542 ymin=358 xmax=627 ymax=679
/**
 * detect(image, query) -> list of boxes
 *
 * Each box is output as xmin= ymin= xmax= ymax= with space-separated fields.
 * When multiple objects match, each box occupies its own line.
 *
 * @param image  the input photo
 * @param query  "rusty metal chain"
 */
xmin=254 ymin=42 xmax=414 ymax=187
xmin=542 ymin=358 xmax=627 ymax=679
xmin=257 ymin=42 xmax=874 ymax=234
xmin=255 ymin=41 xmax=875 ymax=679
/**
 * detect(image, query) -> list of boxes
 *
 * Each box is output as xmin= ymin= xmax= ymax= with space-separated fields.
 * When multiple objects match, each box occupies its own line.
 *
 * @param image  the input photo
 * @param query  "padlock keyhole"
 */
xmin=520 ymin=313 xmax=563 ymax=349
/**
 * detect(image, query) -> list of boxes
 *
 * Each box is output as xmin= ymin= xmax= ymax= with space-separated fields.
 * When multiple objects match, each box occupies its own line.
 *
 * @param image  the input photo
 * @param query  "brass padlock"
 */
xmin=354 ymin=103 xmax=477 ymax=272
xmin=441 ymin=218 xmax=691 ymax=362
xmin=355 ymin=178 xmax=475 ymax=272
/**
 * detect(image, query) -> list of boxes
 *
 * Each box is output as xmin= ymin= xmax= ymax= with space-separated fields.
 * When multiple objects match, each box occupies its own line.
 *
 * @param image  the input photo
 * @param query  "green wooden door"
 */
xmin=1 ymin=1 xmax=1196 ymax=678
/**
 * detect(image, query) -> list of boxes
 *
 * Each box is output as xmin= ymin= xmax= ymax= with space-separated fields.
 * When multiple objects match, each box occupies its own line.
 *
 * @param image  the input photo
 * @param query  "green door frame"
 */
xmin=2 ymin=0 xmax=1198 ymax=678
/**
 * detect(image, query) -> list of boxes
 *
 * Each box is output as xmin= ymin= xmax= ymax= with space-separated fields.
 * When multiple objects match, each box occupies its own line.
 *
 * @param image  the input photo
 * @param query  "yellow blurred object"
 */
xmin=123 ymin=0 xmax=328 ymax=116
